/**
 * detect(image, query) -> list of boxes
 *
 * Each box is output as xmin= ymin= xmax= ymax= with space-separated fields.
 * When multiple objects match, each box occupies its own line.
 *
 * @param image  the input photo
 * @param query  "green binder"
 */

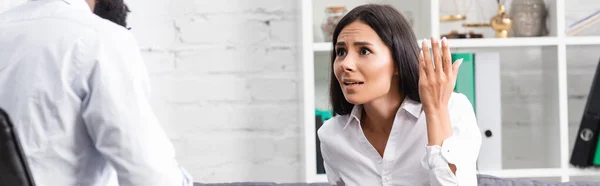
xmin=452 ymin=53 xmax=476 ymax=111
xmin=594 ymin=134 xmax=600 ymax=166
xmin=315 ymin=109 xmax=333 ymax=123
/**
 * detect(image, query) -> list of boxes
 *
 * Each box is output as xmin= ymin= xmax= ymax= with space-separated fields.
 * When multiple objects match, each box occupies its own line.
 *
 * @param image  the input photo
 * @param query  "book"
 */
xmin=473 ymin=52 xmax=503 ymax=171
xmin=452 ymin=53 xmax=476 ymax=111
xmin=315 ymin=115 xmax=326 ymax=174
xmin=588 ymin=59 xmax=600 ymax=166
xmin=567 ymin=10 xmax=600 ymax=36
xmin=571 ymin=58 xmax=600 ymax=167
xmin=315 ymin=109 xmax=333 ymax=123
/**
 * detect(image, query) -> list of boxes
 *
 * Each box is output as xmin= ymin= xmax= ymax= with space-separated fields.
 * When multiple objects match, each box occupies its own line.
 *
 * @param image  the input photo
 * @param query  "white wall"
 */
xmin=125 ymin=0 xmax=302 ymax=182
xmin=1 ymin=0 xmax=600 ymax=183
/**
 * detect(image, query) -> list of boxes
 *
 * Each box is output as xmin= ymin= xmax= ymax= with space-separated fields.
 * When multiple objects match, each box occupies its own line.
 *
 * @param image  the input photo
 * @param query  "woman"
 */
xmin=317 ymin=4 xmax=482 ymax=186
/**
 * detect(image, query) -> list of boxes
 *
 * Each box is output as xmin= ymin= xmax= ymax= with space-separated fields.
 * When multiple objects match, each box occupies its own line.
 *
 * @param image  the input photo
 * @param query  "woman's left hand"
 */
xmin=418 ymin=37 xmax=462 ymax=115
xmin=419 ymin=37 xmax=463 ymax=147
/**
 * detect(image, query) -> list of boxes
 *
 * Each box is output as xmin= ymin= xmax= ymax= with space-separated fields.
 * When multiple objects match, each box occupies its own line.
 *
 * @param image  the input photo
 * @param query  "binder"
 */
xmin=452 ymin=53 xmax=476 ymax=111
xmin=0 ymin=108 xmax=36 ymax=186
xmin=571 ymin=58 xmax=600 ymax=167
xmin=315 ymin=115 xmax=326 ymax=174
xmin=473 ymin=52 xmax=503 ymax=170
xmin=590 ymin=59 xmax=600 ymax=166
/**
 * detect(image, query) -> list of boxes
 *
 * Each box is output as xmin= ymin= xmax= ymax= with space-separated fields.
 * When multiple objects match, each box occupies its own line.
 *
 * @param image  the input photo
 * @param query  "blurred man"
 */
xmin=0 ymin=0 xmax=193 ymax=185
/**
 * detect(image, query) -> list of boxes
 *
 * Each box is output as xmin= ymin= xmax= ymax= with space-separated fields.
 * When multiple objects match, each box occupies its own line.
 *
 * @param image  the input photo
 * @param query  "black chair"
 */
xmin=0 ymin=108 xmax=35 ymax=186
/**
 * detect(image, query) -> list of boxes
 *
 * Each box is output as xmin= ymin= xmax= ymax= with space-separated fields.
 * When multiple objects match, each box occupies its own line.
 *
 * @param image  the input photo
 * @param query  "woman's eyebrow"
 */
xmin=335 ymin=41 xmax=373 ymax=46
xmin=352 ymin=41 xmax=373 ymax=46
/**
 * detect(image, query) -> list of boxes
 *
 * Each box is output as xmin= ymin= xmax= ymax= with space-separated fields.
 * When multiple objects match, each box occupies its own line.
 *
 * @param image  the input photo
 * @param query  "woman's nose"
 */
xmin=339 ymin=58 xmax=356 ymax=72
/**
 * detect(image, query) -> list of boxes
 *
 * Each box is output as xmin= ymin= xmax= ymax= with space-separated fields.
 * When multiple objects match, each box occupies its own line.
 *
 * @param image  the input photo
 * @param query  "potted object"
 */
xmin=510 ymin=0 xmax=549 ymax=37
xmin=490 ymin=1 xmax=513 ymax=38
xmin=321 ymin=6 xmax=346 ymax=42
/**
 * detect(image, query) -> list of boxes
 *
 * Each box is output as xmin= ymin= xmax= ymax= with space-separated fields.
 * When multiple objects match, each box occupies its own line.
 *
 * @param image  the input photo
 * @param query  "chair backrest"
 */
xmin=0 ymin=108 xmax=35 ymax=186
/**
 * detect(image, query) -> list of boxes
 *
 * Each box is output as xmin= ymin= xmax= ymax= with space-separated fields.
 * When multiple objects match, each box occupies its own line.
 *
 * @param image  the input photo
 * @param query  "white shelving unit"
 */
xmin=301 ymin=0 xmax=600 ymax=183
xmin=314 ymin=37 xmax=563 ymax=51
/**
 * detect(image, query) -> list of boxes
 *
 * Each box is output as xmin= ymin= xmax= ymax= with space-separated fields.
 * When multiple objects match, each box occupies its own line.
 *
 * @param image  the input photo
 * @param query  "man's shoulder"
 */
xmin=53 ymin=12 xmax=137 ymax=53
xmin=63 ymin=11 xmax=133 ymax=42
xmin=0 ymin=0 xmax=132 ymax=42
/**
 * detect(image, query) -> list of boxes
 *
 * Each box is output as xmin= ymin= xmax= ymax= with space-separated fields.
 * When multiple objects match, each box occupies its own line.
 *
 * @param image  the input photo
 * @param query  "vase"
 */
xmin=510 ymin=0 xmax=549 ymax=37
xmin=321 ymin=6 xmax=346 ymax=42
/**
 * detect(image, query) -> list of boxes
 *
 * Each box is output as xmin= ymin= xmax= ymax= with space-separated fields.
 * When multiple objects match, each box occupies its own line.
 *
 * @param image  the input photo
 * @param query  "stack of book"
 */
xmin=567 ymin=10 xmax=600 ymax=36
xmin=570 ymin=57 xmax=600 ymax=168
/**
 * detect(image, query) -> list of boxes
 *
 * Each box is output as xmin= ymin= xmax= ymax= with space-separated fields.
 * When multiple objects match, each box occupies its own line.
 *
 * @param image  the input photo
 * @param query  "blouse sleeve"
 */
xmin=320 ymin=138 xmax=345 ymax=186
xmin=422 ymin=93 xmax=482 ymax=186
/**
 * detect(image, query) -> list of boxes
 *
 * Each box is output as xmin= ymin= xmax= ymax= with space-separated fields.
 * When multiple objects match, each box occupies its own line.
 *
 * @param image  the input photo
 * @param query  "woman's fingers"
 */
xmin=441 ymin=37 xmax=453 ymax=76
xmin=430 ymin=37 xmax=443 ymax=74
xmin=418 ymin=50 xmax=427 ymax=81
xmin=453 ymin=58 xmax=463 ymax=76
xmin=421 ymin=39 xmax=433 ymax=75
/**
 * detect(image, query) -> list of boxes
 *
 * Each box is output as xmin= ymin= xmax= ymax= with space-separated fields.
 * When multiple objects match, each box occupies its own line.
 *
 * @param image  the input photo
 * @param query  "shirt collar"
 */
xmin=29 ymin=0 xmax=91 ymax=10
xmin=343 ymin=97 xmax=422 ymax=130
xmin=30 ymin=0 xmax=92 ymax=11
xmin=401 ymin=97 xmax=423 ymax=118
xmin=61 ymin=0 xmax=91 ymax=10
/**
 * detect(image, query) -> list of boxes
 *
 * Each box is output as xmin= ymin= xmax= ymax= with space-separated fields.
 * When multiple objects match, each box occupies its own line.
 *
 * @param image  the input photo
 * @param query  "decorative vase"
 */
xmin=510 ymin=0 xmax=549 ymax=37
xmin=321 ymin=6 xmax=346 ymax=42
xmin=490 ymin=4 xmax=513 ymax=38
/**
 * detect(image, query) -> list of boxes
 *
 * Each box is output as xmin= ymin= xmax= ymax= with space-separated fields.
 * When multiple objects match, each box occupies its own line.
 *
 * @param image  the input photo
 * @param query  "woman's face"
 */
xmin=333 ymin=20 xmax=398 ymax=105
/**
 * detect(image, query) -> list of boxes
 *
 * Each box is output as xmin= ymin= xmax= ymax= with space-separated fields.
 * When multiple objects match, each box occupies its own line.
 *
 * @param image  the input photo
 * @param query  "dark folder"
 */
xmin=0 ymin=108 xmax=36 ymax=186
xmin=570 ymin=58 xmax=600 ymax=167
xmin=316 ymin=115 xmax=325 ymax=174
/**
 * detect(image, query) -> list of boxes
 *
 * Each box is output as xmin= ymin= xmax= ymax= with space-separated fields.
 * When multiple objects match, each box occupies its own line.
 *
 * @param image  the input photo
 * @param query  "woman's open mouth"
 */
xmin=343 ymin=81 xmax=364 ymax=86
xmin=342 ymin=81 xmax=364 ymax=91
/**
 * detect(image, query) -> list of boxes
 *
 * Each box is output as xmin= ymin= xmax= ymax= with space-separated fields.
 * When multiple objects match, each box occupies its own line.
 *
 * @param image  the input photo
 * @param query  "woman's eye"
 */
xmin=360 ymin=48 xmax=371 ymax=55
xmin=336 ymin=48 xmax=347 ymax=56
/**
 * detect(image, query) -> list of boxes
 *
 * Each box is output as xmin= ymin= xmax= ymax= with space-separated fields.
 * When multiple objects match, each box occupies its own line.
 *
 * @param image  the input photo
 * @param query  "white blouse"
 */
xmin=318 ymin=92 xmax=482 ymax=186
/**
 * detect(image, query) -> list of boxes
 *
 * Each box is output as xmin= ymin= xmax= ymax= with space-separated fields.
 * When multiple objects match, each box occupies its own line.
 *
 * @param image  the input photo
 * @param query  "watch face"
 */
xmin=93 ymin=0 xmax=130 ymax=28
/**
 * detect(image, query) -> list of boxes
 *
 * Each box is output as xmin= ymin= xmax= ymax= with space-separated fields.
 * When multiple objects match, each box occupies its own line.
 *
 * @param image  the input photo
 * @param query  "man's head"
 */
xmin=86 ymin=0 xmax=131 ymax=28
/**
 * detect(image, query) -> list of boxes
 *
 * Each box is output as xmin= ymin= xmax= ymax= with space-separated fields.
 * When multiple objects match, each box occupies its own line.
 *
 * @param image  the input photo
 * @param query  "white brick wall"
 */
xmin=2 ymin=0 xmax=600 ymax=183
xmin=125 ymin=0 xmax=302 ymax=182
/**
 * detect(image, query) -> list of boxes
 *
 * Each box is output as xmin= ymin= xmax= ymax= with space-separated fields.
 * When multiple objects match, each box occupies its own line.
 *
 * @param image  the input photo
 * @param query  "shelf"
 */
xmin=446 ymin=37 xmax=560 ymax=48
xmin=479 ymin=168 xmax=600 ymax=178
xmin=311 ymin=174 xmax=327 ymax=183
xmin=313 ymin=42 xmax=332 ymax=52
xmin=565 ymin=36 xmax=600 ymax=45
xmin=312 ymin=37 xmax=561 ymax=52
xmin=310 ymin=168 xmax=600 ymax=183
xmin=568 ymin=168 xmax=600 ymax=176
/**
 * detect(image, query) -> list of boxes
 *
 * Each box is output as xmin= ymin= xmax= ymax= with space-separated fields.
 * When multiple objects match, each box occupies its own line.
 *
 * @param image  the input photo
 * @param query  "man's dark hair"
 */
xmin=329 ymin=4 xmax=421 ymax=116
xmin=94 ymin=0 xmax=131 ymax=28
